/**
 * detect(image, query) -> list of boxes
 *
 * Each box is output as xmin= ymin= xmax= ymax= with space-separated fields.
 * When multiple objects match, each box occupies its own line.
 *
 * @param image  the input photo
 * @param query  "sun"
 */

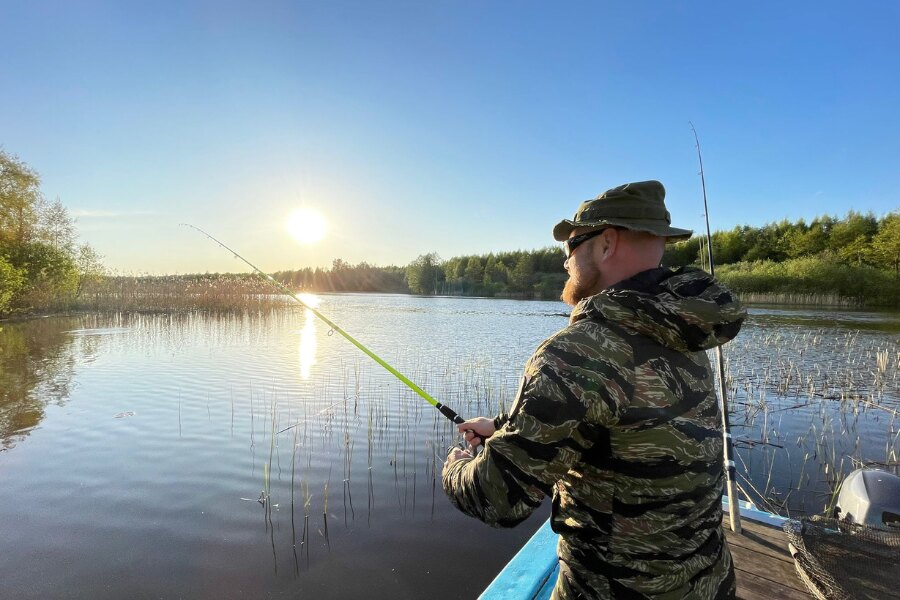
xmin=286 ymin=207 xmax=327 ymax=244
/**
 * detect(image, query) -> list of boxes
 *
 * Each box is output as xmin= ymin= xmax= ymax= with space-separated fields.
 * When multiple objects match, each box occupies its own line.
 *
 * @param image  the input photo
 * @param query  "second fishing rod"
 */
xmin=181 ymin=223 xmax=469 ymax=430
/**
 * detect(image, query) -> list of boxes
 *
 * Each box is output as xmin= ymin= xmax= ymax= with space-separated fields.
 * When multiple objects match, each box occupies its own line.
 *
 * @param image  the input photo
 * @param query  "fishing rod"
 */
xmin=180 ymin=223 xmax=468 ymax=429
xmin=690 ymin=123 xmax=742 ymax=534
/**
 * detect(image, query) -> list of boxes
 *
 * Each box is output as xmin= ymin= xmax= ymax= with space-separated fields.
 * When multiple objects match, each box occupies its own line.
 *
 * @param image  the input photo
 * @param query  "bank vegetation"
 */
xmin=2 ymin=149 xmax=898 ymax=315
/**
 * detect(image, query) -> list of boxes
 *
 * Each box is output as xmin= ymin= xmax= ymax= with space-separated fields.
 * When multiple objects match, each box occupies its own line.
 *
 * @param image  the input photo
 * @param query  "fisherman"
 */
xmin=443 ymin=180 xmax=744 ymax=599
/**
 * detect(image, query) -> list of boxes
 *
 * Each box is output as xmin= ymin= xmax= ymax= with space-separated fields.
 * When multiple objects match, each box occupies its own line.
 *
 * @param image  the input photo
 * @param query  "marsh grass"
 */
xmin=77 ymin=274 xmax=294 ymax=312
xmin=723 ymin=324 xmax=899 ymax=516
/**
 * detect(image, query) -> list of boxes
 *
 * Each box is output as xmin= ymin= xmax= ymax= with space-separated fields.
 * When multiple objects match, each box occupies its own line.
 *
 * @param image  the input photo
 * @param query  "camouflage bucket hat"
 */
xmin=552 ymin=180 xmax=693 ymax=243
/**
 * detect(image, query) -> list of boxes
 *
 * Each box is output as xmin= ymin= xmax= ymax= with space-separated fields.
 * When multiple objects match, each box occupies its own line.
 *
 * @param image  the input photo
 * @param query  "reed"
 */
xmin=737 ymin=292 xmax=864 ymax=308
xmin=76 ymin=273 xmax=295 ymax=312
xmin=722 ymin=321 xmax=899 ymax=515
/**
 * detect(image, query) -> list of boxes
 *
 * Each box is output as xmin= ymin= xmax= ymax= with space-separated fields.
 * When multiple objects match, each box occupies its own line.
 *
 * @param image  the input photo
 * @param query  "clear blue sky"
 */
xmin=2 ymin=1 xmax=898 ymax=274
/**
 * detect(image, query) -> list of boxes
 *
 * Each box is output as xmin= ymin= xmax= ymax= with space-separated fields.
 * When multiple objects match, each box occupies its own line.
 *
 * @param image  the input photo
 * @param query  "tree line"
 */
xmin=2 ymin=148 xmax=898 ymax=315
xmin=663 ymin=211 xmax=899 ymax=273
xmin=273 ymin=247 xmax=568 ymax=300
xmin=663 ymin=211 xmax=900 ymax=306
xmin=275 ymin=211 xmax=899 ymax=304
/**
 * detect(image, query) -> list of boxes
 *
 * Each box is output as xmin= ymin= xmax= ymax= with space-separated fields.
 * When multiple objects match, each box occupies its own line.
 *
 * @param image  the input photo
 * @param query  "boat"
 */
xmin=479 ymin=496 xmax=786 ymax=600
xmin=480 ymin=468 xmax=900 ymax=600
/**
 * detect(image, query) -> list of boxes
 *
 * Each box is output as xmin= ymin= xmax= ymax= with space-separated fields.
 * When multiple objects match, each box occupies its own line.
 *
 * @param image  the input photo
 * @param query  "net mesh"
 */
xmin=784 ymin=517 xmax=900 ymax=600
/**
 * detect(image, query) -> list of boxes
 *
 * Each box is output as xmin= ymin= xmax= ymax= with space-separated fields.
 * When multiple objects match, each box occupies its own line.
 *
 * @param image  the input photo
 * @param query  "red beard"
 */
xmin=561 ymin=264 xmax=601 ymax=306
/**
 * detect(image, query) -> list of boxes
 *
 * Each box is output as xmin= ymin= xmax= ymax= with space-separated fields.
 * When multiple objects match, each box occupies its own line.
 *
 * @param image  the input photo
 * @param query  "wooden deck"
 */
xmin=726 ymin=517 xmax=811 ymax=600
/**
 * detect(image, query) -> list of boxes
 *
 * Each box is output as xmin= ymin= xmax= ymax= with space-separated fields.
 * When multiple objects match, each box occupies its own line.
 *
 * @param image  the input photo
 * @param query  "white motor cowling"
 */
xmin=835 ymin=468 xmax=900 ymax=530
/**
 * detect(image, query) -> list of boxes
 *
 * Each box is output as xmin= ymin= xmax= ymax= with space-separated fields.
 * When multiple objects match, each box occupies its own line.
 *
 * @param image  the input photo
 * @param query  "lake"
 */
xmin=1 ymin=295 xmax=898 ymax=599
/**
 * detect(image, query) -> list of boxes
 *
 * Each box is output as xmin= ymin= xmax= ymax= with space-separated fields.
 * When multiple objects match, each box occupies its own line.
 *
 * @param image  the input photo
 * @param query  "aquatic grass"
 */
xmin=323 ymin=473 xmax=331 ymax=550
xmin=722 ymin=322 xmax=899 ymax=515
xmin=76 ymin=273 xmax=297 ymax=312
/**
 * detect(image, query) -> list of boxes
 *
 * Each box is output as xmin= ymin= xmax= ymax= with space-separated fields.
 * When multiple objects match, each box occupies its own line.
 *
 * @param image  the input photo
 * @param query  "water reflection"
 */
xmin=294 ymin=292 xmax=320 ymax=380
xmin=298 ymin=308 xmax=317 ymax=379
xmin=0 ymin=300 xmax=896 ymax=600
xmin=0 ymin=318 xmax=85 ymax=450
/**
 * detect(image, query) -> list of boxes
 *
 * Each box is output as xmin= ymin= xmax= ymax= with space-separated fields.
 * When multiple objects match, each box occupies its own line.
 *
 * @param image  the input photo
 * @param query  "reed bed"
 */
xmin=722 ymin=323 xmax=899 ymax=516
xmin=737 ymin=292 xmax=864 ymax=307
xmin=75 ymin=274 xmax=295 ymax=312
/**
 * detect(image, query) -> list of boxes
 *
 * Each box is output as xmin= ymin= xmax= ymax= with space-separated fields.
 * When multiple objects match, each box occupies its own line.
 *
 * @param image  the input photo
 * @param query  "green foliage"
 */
xmin=405 ymin=253 xmax=444 ymax=294
xmin=508 ymin=253 xmax=535 ymax=294
xmin=75 ymin=243 xmax=106 ymax=298
xmin=717 ymin=255 xmax=900 ymax=306
xmin=483 ymin=254 xmax=508 ymax=287
xmin=0 ymin=255 xmax=25 ymax=313
xmin=0 ymin=150 xmax=43 ymax=247
xmin=273 ymin=247 xmax=566 ymax=300
xmin=667 ymin=210 xmax=898 ymax=270
xmin=828 ymin=210 xmax=878 ymax=252
xmin=6 ymin=242 xmax=80 ymax=310
xmin=663 ymin=237 xmax=701 ymax=267
xmin=870 ymin=213 xmax=900 ymax=274
xmin=0 ymin=150 xmax=104 ymax=316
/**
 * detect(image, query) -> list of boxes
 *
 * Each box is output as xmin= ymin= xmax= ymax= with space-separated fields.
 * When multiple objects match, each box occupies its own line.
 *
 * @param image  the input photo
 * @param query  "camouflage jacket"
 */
xmin=443 ymin=267 xmax=745 ymax=599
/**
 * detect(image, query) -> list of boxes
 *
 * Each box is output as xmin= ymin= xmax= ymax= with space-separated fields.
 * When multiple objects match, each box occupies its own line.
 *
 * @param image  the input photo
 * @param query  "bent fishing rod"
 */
xmin=690 ymin=123 xmax=742 ymax=534
xmin=180 ymin=223 xmax=468 ymax=429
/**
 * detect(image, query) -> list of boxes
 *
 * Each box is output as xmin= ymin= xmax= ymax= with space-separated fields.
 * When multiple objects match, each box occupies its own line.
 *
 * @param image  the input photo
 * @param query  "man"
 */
xmin=442 ymin=181 xmax=744 ymax=599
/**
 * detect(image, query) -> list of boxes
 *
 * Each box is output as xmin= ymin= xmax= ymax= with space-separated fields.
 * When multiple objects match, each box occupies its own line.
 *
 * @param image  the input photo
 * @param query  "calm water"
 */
xmin=1 ymin=296 xmax=898 ymax=599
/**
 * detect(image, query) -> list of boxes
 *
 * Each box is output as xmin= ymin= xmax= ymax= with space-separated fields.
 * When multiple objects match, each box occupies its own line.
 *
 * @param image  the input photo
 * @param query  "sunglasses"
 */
xmin=563 ymin=228 xmax=610 ymax=258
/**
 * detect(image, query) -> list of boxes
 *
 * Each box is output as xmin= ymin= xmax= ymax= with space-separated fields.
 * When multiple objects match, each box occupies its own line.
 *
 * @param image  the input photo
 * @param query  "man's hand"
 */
xmin=446 ymin=446 xmax=472 ymax=463
xmin=443 ymin=445 xmax=473 ymax=477
xmin=457 ymin=416 xmax=497 ymax=450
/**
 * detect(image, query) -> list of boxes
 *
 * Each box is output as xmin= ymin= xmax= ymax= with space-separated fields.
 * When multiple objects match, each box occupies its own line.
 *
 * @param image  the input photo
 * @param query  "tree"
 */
xmin=463 ymin=257 xmax=484 ymax=292
xmin=838 ymin=235 xmax=872 ymax=266
xmin=75 ymin=243 xmax=106 ymax=298
xmin=784 ymin=217 xmax=829 ymax=258
xmin=406 ymin=253 xmax=443 ymax=295
xmin=482 ymin=254 xmax=507 ymax=286
xmin=663 ymin=237 xmax=701 ymax=267
xmin=0 ymin=149 xmax=43 ymax=246
xmin=711 ymin=227 xmax=750 ymax=264
xmin=7 ymin=241 xmax=79 ymax=310
xmin=509 ymin=254 xmax=535 ymax=296
xmin=38 ymin=197 xmax=77 ymax=253
xmin=0 ymin=254 xmax=25 ymax=312
xmin=871 ymin=212 xmax=900 ymax=275
xmin=829 ymin=210 xmax=878 ymax=252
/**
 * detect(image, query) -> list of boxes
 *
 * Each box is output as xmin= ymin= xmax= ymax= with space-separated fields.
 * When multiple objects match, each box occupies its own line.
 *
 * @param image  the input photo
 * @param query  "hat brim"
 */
xmin=552 ymin=218 xmax=693 ymax=243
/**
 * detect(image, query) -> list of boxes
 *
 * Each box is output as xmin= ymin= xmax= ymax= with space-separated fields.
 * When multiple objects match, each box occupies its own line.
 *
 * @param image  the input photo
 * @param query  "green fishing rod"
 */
xmin=181 ymin=223 xmax=468 ymax=428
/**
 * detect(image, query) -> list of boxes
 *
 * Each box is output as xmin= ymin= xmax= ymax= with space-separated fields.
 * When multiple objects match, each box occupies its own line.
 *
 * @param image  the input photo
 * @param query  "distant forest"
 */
xmin=2 ymin=147 xmax=899 ymax=315
xmin=272 ymin=210 xmax=900 ymax=305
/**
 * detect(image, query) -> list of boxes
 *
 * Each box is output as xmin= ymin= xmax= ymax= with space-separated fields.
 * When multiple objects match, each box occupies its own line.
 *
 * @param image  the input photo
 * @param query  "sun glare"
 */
xmin=286 ymin=207 xmax=327 ymax=244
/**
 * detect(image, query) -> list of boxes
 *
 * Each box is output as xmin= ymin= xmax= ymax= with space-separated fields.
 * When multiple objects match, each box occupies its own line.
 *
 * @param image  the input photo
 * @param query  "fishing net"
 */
xmin=784 ymin=517 xmax=900 ymax=600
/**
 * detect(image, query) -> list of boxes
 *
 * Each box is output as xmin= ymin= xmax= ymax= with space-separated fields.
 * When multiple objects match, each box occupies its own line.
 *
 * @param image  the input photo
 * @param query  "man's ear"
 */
xmin=601 ymin=228 xmax=620 ymax=259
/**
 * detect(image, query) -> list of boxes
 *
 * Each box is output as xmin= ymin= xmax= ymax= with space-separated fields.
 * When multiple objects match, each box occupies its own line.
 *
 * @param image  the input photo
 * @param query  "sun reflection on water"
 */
xmin=297 ymin=293 xmax=319 ymax=379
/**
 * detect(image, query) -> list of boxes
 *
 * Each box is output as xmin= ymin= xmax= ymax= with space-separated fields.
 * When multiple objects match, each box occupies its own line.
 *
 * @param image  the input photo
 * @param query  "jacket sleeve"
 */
xmin=442 ymin=330 xmax=623 ymax=527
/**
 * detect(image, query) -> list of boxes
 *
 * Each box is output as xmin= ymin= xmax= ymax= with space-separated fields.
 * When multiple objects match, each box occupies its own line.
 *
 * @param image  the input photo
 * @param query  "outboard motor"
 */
xmin=835 ymin=468 xmax=900 ymax=530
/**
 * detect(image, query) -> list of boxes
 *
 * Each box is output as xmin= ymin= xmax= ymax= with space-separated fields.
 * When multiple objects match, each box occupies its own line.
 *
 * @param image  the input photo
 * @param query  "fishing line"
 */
xmin=180 ymin=223 xmax=467 ymax=428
